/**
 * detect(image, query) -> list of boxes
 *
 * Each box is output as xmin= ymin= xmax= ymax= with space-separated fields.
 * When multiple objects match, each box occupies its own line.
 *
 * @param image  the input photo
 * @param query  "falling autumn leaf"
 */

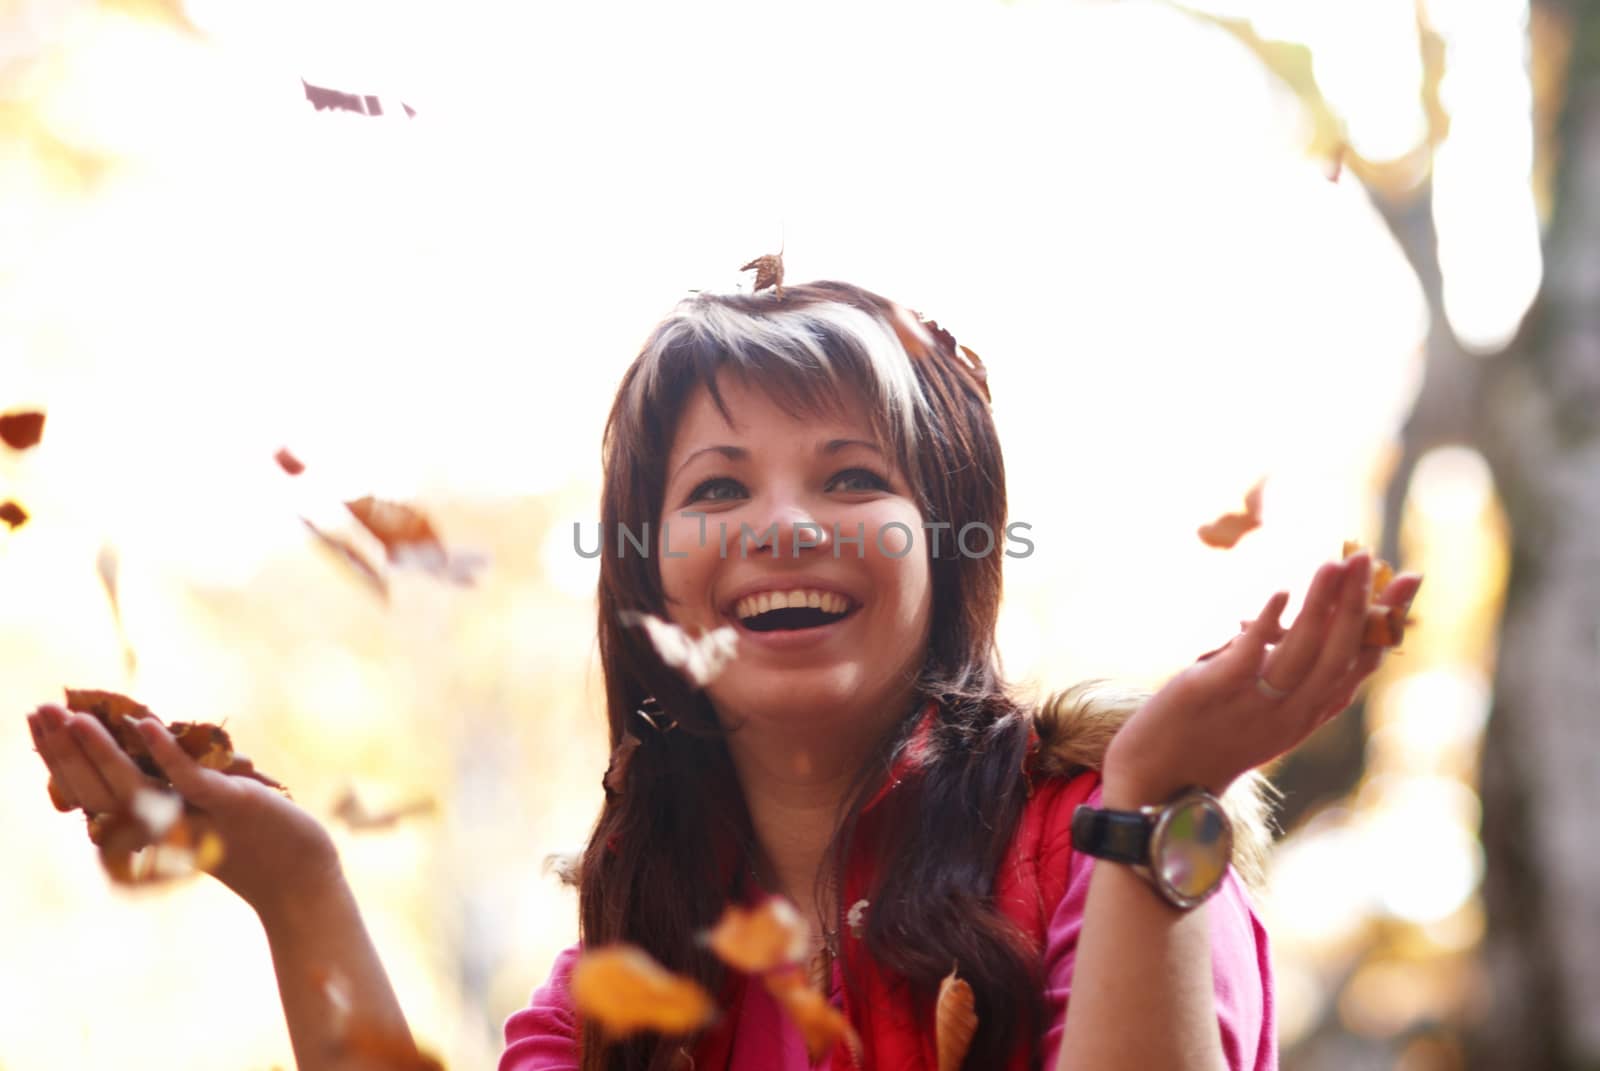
xmin=1197 ymin=478 xmax=1265 ymax=549
xmin=315 ymin=966 xmax=449 ymax=1070
xmin=0 ymin=501 xmax=28 ymax=530
xmin=936 ymin=965 xmax=978 ymax=1071
xmin=275 ymin=447 xmax=306 ymax=476
xmin=345 ymin=496 xmax=487 ymax=586
xmin=740 ymin=252 xmax=785 ymax=297
xmin=94 ymin=786 xmax=227 ymax=887
xmin=0 ymin=409 xmax=45 ymax=450
xmin=702 ymin=896 xmax=811 ymax=973
xmin=762 ymin=965 xmax=862 ymax=1064
xmin=96 ymin=545 xmax=137 ymax=676
xmin=618 ymin=611 xmax=739 ymax=688
xmin=570 ymin=944 xmax=718 ymax=1038
xmin=303 ymin=517 xmax=390 ymax=601
xmin=331 ymin=785 xmax=438 ymax=832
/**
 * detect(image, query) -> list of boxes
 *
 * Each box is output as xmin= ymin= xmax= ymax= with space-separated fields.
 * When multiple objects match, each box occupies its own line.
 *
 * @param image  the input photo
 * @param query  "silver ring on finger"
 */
xmin=1255 ymin=675 xmax=1291 ymax=701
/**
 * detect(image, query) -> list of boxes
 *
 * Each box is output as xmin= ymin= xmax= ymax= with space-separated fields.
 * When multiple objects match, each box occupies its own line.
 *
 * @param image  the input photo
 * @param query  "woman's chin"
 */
xmin=710 ymin=673 xmax=865 ymax=727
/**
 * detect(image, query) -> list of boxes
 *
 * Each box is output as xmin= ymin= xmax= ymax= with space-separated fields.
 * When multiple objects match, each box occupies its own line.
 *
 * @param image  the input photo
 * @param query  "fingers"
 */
xmin=30 ymin=705 xmax=120 ymax=814
xmin=64 ymin=711 xmax=165 ymax=803
xmin=1298 ymin=553 xmax=1375 ymax=699
xmin=1255 ymin=559 xmax=1346 ymax=692
xmin=134 ymin=718 xmax=230 ymax=807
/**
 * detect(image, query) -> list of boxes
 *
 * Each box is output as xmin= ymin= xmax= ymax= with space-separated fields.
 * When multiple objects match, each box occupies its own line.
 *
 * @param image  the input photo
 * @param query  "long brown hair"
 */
xmin=572 ymin=281 xmax=1273 ymax=1070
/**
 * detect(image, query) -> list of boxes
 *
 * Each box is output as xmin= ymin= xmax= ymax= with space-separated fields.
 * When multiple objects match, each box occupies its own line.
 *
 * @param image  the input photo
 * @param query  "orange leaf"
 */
xmin=763 ymin=966 xmax=861 ymax=1064
xmin=1197 ymin=479 xmax=1265 ymax=549
xmin=0 ymin=501 xmax=28 ymax=530
xmin=0 ymin=409 xmax=45 ymax=450
xmin=1339 ymin=542 xmax=1414 ymax=648
xmin=62 ymin=687 xmax=289 ymax=793
xmin=570 ymin=945 xmax=718 ymax=1038
xmin=703 ymin=896 xmax=810 ymax=973
xmin=936 ymin=965 xmax=978 ymax=1071
xmin=344 ymin=497 xmax=486 ymax=586
xmin=275 ymin=447 xmax=306 ymax=475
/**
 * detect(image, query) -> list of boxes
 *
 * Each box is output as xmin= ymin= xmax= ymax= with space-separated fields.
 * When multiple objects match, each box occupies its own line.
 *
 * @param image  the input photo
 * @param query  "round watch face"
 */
xmin=1152 ymin=793 xmax=1232 ymax=906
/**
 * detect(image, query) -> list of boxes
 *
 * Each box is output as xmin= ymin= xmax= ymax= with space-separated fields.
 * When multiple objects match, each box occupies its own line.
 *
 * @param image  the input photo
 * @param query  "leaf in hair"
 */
xmin=740 ymin=252 xmax=784 ymax=297
xmin=570 ymin=944 xmax=718 ymax=1038
xmin=602 ymin=732 xmax=642 ymax=799
xmin=0 ymin=409 xmax=45 ymax=450
xmin=936 ymin=964 xmax=978 ymax=1071
xmin=0 ymin=500 xmax=28 ymax=530
xmin=762 ymin=964 xmax=862 ymax=1064
xmin=1197 ymin=478 xmax=1265 ymax=549
xmin=618 ymin=610 xmax=739 ymax=687
xmin=702 ymin=896 xmax=811 ymax=973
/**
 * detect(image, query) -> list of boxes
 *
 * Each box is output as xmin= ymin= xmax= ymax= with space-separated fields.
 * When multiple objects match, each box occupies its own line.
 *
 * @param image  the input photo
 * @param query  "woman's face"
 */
xmin=657 ymin=372 xmax=932 ymax=736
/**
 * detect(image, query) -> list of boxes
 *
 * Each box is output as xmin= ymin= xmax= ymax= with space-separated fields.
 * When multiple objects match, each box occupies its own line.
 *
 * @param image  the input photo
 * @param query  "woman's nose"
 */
xmin=747 ymin=502 xmax=833 ymax=559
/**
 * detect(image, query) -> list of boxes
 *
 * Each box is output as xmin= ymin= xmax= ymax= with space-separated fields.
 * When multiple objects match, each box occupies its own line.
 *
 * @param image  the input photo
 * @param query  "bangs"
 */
xmin=629 ymin=287 xmax=931 ymax=481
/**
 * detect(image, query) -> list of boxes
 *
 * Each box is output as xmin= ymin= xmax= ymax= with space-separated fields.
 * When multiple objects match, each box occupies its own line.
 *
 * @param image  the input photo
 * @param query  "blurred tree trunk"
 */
xmin=1365 ymin=1 xmax=1600 ymax=1066
xmin=1470 ymin=3 xmax=1600 ymax=1065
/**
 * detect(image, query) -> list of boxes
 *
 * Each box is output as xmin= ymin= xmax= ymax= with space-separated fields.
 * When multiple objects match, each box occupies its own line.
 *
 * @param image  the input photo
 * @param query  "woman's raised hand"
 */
xmin=1101 ymin=552 xmax=1423 ymax=808
xmin=25 ymin=704 xmax=342 ymax=918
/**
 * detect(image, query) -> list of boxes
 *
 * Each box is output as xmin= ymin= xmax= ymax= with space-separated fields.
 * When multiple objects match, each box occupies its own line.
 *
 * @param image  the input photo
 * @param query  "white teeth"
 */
xmin=734 ymin=589 xmax=853 ymax=621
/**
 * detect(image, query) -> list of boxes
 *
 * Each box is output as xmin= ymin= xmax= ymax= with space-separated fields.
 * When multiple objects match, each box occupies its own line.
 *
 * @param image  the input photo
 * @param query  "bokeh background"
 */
xmin=3 ymin=0 xmax=1594 ymax=1068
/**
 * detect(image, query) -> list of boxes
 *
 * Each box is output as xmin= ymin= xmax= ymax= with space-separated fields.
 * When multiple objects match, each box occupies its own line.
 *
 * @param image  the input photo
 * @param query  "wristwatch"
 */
xmin=1070 ymin=786 xmax=1234 ymax=910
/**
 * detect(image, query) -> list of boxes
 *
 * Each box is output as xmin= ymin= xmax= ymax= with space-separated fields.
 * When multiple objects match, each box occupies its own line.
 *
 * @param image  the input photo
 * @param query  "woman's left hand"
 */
xmin=1101 ymin=551 xmax=1423 ymax=808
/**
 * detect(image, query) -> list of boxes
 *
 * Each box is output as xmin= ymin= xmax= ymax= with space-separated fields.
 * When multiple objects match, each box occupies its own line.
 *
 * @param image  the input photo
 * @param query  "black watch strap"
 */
xmin=1071 ymin=804 xmax=1152 ymax=865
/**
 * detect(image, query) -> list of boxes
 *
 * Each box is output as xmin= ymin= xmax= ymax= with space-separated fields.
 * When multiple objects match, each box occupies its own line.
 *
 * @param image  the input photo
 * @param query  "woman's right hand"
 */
xmin=25 ymin=703 xmax=342 ymax=919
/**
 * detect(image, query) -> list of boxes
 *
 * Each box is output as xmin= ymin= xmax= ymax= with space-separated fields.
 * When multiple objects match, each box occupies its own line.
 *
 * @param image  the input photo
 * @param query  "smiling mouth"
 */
xmin=732 ymin=589 xmax=864 ymax=630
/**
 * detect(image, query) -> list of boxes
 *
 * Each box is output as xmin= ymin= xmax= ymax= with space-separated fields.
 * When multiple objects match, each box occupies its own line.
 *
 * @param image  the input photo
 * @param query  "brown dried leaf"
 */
xmin=344 ymin=497 xmax=486 ymax=586
xmin=602 ymin=732 xmax=642 ymax=799
xmin=703 ymin=896 xmax=810 ymax=973
xmin=1197 ymin=479 xmax=1265 ymax=549
xmin=740 ymin=252 xmax=785 ymax=297
xmin=62 ymin=687 xmax=289 ymax=793
xmin=936 ymin=965 xmax=978 ymax=1071
xmin=0 ymin=501 xmax=28 ymax=530
xmin=332 ymin=785 xmax=438 ymax=832
xmin=274 ymin=447 xmax=306 ymax=476
xmin=570 ymin=944 xmax=718 ymax=1038
xmin=762 ymin=965 xmax=862 ymax=1064
xmin=1340 ymin=542 xmax=1414 ymax=648
xmin=0 ymin=409 xmax=45 ymax=450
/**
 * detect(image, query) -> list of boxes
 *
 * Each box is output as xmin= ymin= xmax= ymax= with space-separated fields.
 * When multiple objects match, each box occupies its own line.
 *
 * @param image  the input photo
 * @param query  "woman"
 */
xmin=26 ymin=278 xmax=1421 ymax=1071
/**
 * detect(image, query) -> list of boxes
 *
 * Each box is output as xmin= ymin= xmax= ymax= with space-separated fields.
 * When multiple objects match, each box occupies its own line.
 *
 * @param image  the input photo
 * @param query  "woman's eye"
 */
xmin=686 ymin=477 xmax=746 ymax=503
xmin=829 ymin=468 xmax=890 ymax=492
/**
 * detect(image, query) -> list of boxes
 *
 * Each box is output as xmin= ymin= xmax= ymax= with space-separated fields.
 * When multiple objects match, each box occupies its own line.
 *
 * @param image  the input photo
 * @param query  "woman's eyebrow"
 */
xmin=670 ymin=444 xmax=747 ymax=484
xmin=821 ymin=438 xmax=884 ymax=456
